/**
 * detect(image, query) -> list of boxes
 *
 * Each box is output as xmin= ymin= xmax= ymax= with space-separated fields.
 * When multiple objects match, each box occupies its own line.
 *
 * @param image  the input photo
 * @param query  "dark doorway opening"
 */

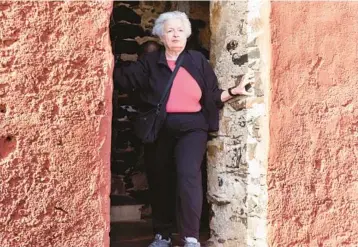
xmin=109 ymin=2 xmax=211 ymax=246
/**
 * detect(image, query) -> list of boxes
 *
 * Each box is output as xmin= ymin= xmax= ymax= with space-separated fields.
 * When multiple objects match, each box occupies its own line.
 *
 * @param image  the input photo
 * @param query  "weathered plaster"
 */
xmin=0 ymin=2 xmax=112 ymax=247
xmin=269 ymin=2 xmax=358 ymax=246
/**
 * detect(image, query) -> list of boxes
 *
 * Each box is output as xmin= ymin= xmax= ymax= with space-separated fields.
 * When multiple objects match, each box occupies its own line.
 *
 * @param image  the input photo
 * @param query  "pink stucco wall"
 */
xmin=269 ymin=2 xmax=358 ymax=246
xmin=0 ymin=2 xmax=112 ymax=246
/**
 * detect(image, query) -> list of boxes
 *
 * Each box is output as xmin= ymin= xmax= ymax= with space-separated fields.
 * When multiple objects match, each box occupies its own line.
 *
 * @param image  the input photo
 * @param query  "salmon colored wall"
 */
xmin=269 ymin=2 xmax=358 ymax=246
xmin=0 ymin=2 xmax=112 ymax=247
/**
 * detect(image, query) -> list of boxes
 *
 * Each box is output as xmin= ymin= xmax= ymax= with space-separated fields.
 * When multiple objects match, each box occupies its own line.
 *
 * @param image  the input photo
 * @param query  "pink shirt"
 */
xmin=166 ymin=60 xmax=202 ymax=113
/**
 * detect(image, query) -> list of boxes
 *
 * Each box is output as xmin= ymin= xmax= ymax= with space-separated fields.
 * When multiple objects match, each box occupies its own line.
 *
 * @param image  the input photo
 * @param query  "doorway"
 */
xmin=109 ymin=1 xmax=211 ymax=246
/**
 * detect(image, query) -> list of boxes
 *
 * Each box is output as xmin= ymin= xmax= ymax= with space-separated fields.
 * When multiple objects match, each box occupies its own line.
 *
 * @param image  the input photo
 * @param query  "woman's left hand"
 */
xmin=231 ymin=72 xmax=255 ymax=96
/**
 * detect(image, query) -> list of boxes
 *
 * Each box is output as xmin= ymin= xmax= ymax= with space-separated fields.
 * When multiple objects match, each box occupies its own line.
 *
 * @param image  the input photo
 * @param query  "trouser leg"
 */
xmin=174 ymin=129 xmax=208 ymax=240
xmin=144 ymin=130 xmax=176 ymax=238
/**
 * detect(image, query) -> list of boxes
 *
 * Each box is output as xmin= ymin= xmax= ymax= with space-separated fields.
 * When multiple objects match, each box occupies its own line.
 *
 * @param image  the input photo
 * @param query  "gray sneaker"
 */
xmin=184 ymin=241 xmax=201 ymax=247
xmin=148 ymin=234 xmax=172 ymax=247
xmin=184 ymin=241 xmax=200 ymax=247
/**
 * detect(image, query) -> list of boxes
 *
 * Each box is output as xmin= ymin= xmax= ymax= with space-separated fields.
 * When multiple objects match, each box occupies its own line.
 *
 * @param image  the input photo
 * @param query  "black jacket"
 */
xmin=113 ymin=49 xmax=224 ymax=131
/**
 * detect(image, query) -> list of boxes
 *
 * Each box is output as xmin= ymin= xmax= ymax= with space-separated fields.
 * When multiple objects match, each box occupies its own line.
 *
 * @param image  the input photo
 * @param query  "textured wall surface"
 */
xmin=207 ymin=0 xmax=270 ymax=246
xmin=0 ymin=2 xmax=112 ymax=247
xmin=269 ymin=2 xmax=358 ymax=246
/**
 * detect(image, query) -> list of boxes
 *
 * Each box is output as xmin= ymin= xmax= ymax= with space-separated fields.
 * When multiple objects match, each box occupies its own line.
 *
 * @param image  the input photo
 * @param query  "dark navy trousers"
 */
xmin=144 ymin=112 xmax=208 ymax=240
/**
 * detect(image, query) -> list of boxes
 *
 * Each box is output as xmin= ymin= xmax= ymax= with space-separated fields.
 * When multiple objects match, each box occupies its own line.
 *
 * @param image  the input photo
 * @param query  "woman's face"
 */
xmin=161 ymin=18 xmax=187 ymax=53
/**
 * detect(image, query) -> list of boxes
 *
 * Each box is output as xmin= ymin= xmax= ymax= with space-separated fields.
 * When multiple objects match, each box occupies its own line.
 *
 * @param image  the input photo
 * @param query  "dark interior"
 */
xmin=109 ymin=2 xmax=211 ymax=246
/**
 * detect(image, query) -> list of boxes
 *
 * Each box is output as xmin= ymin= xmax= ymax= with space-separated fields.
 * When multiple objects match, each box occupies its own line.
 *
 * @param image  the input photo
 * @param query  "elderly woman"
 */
xmin=114 ymin=11 xmax=253 ymax=247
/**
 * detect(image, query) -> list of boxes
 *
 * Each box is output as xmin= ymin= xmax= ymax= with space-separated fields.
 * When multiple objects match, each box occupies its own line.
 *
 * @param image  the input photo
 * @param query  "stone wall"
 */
xmin=0 ymin=1 xmax=112 ymax=247
xmin=269 ymin=2 xmax=358 ymax=246
xmin=207 ymin=0 xmax=270 ymax=246
xmin=110 ymin=1 xmax=211 ymax=215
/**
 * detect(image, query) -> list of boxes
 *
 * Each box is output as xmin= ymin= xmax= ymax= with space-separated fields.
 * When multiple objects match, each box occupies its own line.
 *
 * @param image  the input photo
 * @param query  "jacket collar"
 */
xmin=157 ymin=49 xmax=188 ymax=66
xmin=157 ymin=49 xmax=167 ymax=65
xmin=156 ymin=49 xmax=205 ymax=90
xmin=157 ymin=49 xmax=205 ymax=90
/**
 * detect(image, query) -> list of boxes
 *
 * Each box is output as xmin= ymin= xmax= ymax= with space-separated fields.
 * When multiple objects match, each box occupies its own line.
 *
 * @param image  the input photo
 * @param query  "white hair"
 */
xmin=152 ymin=11 xmax=192 ymax=38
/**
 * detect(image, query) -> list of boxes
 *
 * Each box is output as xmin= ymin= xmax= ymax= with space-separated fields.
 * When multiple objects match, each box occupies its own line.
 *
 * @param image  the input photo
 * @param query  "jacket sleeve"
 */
xmin=113 ymin=55 xmax=149 ymax=93
xmin=200 ymin=54 xmax=224 ymax=108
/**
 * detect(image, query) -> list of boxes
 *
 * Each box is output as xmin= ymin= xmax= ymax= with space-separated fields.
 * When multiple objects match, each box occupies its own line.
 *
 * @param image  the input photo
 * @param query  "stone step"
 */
xmin=111 ymin=204 xmax=144 ymax=222
xmin=110 ymin=220 xmax=210 ymax=246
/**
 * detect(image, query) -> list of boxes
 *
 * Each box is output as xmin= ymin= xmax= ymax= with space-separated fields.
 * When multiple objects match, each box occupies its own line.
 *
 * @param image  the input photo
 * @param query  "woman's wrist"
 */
xmin=228 ymin=86 xmax=239 ymax=97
